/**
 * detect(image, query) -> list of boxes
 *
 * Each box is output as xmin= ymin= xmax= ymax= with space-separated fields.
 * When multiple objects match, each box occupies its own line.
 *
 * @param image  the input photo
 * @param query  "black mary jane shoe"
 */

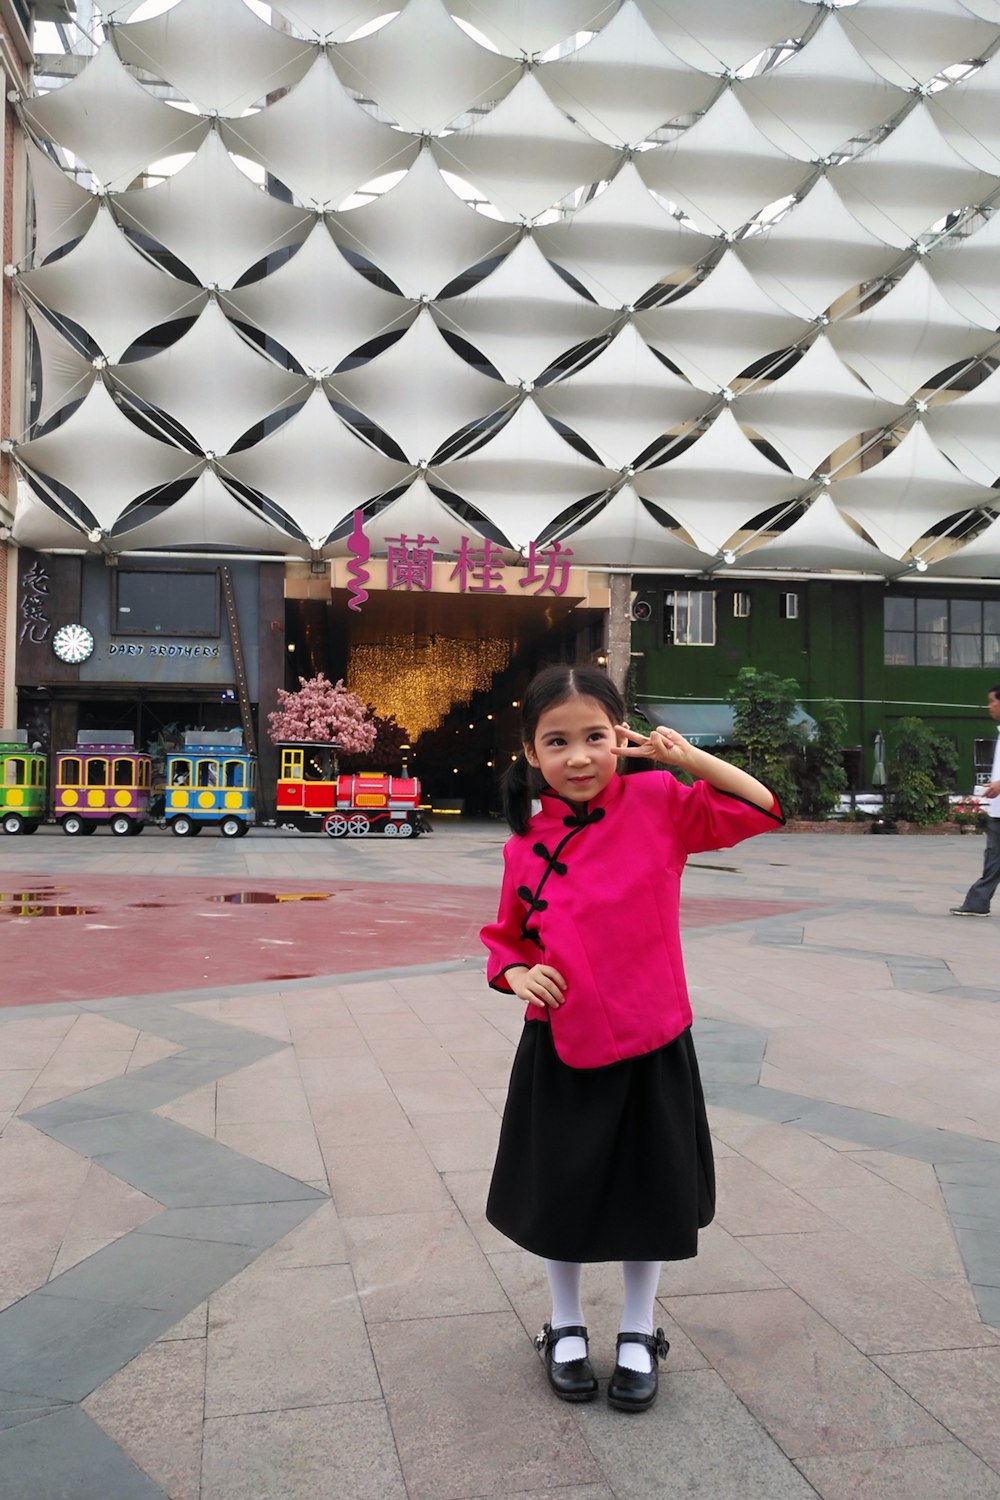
xmin=534 ymin=1322 xmax=599 ymax=1403
xmin=607 ymin=1328 xmax=670 ymax=1413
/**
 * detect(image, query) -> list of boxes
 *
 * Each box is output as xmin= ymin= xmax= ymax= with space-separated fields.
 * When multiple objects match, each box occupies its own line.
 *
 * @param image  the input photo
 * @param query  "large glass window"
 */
xmin=664 ymin=591 xmax=716 ymax=646
xmin=114 ymin=569 xmax=219 ymax=637
xmin=884 ymin=597 xmax=1000 ymax=668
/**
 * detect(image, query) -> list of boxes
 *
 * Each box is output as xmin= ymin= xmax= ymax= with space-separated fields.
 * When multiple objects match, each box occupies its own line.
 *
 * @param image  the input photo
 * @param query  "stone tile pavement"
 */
xmin=2 ymin=824 xmax=1000 ymax=1497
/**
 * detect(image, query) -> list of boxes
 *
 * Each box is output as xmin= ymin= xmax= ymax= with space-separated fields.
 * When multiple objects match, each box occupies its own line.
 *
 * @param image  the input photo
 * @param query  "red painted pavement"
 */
xmin=0 ymin=874 xmax=815 ymax=1007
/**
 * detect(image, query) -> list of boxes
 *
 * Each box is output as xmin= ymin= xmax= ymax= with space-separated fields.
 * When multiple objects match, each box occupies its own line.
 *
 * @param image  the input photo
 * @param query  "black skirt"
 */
xmin=486 ymin=1021 xmax=715 ymax=1263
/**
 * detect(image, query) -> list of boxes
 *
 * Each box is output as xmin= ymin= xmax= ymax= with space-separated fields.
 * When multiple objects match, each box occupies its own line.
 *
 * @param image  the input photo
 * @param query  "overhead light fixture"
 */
xmin=721 ymin=549 xmax=736 ymax=565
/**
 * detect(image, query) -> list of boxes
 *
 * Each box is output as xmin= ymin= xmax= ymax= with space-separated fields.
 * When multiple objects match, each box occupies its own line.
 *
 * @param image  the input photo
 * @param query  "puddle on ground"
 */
xmin=0 ymin=894 xmax=96 ymax=918
xmin=209 ymin=891 xmax=333 ymax=905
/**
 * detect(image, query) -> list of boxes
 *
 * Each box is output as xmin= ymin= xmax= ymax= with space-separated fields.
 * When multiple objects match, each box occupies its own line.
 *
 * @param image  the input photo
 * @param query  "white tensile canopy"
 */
xmin=10 ymin=4 xmax=1000 ymax=576
xmin=326 ymin=477 xmax=479 ymax=559
xmin=924 ymin=512 xmax=1000 ymax=577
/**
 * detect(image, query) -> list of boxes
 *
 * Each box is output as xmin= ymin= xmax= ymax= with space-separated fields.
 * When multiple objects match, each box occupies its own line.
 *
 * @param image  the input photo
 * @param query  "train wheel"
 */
xmin=171 ymin=816 xmax=194 ymax=837
xmin=62 ymin=813 xmax=86 ymax=836
xmin=219 ymin=816 xmax=243 ymax=838
xmin=237 ymin=821 xmax=251 ymax=836
xmin=397 ymin=822 xmax=414 ymax=838
xmin=1 ymin=813 xmax=24 ymax=835
xmin=347 ymin=813 xmax=370 ymax=837
xmin=111 ymin=814 xmax=133 ymax=837
xmin=383 ymin=821 xmax=398 ymax=837
xmin=22 ymin=820 xmax=40 ymax=834
xmin=323 ymin=813 xmax=348 ymax=838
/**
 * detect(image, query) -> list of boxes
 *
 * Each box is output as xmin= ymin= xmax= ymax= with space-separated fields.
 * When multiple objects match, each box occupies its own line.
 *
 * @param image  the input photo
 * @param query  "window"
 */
xmin=664 ymin=591 xmax=715 ymax=646
xmin=780 ymin=592 xmax=799 ymax=620
xmin=4 ymin=758 xmax=25 ymax=786
xmin=281 ymin=748 xmax=304 ymax=779
xmin=196 ymin=760 xmax=219 ymax=788
xmin=884 ymin=597 xmax=1000 ymax=668
xmin=59 ymin=758 xmax=81 ymax=787
xmin=113 ymin=759 xmax=133 ymax=787
xmin=224 ymin=760 xmax=245 ymax=788
xmin=170 ymin=759 xmax=192 ymax=787
xmin=733 ymin=592 xmax=751 ymax=619
xmin=86 ymin=758 xmax=108 ymax=786
xmin=114 ymin=569 xmax=219 ymax=637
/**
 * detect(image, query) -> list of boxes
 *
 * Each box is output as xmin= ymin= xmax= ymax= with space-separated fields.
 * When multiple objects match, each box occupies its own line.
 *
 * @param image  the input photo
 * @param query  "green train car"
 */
xmin=0 ymin=729 xmax=47 ymax=835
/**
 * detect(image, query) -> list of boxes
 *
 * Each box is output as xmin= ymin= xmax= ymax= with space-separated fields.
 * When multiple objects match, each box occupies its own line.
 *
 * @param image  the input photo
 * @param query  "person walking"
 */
xmin=950 ymin=684 xmax=1000 ymax=917
xmin=480 ymin=664 xmax=783 ymax=1412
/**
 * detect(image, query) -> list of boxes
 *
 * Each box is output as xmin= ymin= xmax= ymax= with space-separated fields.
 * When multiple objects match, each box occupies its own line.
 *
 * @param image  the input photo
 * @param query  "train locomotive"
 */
xmin=0 ymin=729 xmax=47 ymax=835
xmin=163 ymin=730 xmax=256 ymax=837
xmin=276 ymin=743 xmax=424 ymax=837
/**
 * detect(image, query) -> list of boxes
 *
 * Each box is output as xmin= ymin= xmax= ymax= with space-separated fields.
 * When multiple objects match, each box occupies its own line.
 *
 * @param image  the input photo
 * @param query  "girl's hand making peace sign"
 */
xmin=615 ymin=722 xmax=698 ymax=772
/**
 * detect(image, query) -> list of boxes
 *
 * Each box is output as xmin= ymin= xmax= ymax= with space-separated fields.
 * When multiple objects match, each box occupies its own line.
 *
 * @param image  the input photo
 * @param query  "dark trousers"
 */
xmin=961 ymin=817 xmax=1000 ymax=913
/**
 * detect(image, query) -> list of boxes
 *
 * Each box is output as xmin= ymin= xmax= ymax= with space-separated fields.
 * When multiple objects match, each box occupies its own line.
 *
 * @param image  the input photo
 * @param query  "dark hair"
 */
xmin=500 ymin=665 xmax=625 ymax=834
xmin=991 ymin=685 xmax=1000 ymax=700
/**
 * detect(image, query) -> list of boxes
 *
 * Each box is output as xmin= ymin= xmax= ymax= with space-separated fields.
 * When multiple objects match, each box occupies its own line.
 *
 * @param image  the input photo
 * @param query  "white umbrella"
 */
xmin=872 ymin=730 xmax=887 ymax=788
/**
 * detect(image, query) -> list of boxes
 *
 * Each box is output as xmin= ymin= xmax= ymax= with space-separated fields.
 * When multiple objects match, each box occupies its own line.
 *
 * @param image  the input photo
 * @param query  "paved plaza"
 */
xmin=2 ymin=820 xmax=1000 ymax=1499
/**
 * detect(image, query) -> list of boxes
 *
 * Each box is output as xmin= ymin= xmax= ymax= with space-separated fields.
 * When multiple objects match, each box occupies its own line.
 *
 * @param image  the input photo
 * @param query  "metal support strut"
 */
xmin=220 ymin=566 xmax=257 ymax=757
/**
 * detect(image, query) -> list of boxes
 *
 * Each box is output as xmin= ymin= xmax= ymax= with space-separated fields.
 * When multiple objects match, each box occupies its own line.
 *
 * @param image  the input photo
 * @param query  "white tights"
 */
xmin=545 ymin=1258 xmax=662 ymax=1373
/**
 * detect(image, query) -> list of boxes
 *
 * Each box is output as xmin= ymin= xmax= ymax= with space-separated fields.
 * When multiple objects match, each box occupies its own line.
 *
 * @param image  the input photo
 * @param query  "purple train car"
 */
xmin=54 ymin=731 xmax=152 ymax=836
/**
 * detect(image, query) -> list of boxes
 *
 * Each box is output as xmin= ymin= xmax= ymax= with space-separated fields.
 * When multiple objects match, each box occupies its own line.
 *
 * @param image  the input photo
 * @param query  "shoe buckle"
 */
xmin=653 ymin=1328 xmax=670 ymax=1360
xmin=534 ymin=1322 xmax=551 ymax=1352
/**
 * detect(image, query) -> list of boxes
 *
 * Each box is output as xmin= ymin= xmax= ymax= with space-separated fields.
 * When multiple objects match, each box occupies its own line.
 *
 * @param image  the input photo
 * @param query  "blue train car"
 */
xmin=164 ymin=731 xmax=256 ymax=838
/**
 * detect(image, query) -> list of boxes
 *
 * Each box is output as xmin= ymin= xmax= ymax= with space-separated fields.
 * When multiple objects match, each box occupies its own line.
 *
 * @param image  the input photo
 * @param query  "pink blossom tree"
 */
xmin=267 ymin=673 xmax=377 ymax=755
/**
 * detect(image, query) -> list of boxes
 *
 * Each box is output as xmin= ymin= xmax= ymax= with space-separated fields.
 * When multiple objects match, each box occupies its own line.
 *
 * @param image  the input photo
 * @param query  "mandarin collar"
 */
xmin=536 ymin=772 xmax=625 ymax=823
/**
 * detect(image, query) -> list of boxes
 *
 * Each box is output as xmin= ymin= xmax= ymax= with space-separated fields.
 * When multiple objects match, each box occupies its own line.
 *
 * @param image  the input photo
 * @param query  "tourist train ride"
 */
xmin=0 ymin=734 xmax=424 ymax=838
xmin=54 ymin=732 xmax=152 ymax=836
xmin=0 ymin=730 xmax=47 ymax=835
xmin=275 ymin=743 xmax=425 ymax=837
xmin=163 ymin=731 xmax=256 ymax=837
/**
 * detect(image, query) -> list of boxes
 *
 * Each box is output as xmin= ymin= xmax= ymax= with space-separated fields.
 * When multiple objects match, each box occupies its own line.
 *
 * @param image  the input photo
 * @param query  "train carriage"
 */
xmin=276 ymin=743 xmax=423 ymax=837
xmin=0 ymin=730 xmax=47 ymax=834
xmin=55 ymin=732 xmax=151 ymax=836
xmin=164 ymin=731 xmax=256 ymax=837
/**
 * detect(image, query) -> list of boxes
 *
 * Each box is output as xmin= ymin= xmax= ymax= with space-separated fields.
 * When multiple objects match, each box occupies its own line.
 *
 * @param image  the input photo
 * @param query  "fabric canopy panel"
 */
xmin=924 ymin=512 xmax=1000 ymax=577
xmin=832 ymin=420 xmax=990 ymax=558
xmin=554 ymin=484 xmax=716 ymax=568
xmin=433 ymin=236 xmax=616 ymax=382
xmin=430 ymin=74 xmax=622 ymax=223
xmin=734 ymin=335 xmax=905 ymax=478
xmin=737 ymin=491 xmax=896 ymax=575
xmin=923 ymin=368 xmax=1000 ymax=485
xmin=11 ymin=477 xmax=97 ymax=548
xmin=446 ymin=0 xmax=620 ymax=58
xmin=633 ymin=410 xmax=805 ymax=554
xmin=220 ymin=225 xmax=416 ymax=375
xmin=217 ymin=390 xmax=410 ymax=544
xmin=112 ymin=131 xmax=315 ymax=291
xmin=928 ymin=52 xmax=1000 ymax=172
xmin=112 ymin=0 xmax=317 ymax=115
xmin=19 ymin=207 xmax=207 ymax=362
xmin=269 ymin=0 xmax=399 ymax=42
xmin=328 ymin=150 xmax=520 ymax=299
xmin=15 ymin=380 xmax=204 ymax=534
xmin=327 ymin=477 xmax=480 ymax=559
xmin=108 ymin=301 xmax=312 ymax=456
xmin=537 ymin=1 xmax=721 ymax=148
xmin=25 ymin=138 xmax=99 ymax=267
xmin=827 ymin=263 xmax=994 ymax=404
xmin=735 ymin=17 xmax=907 ymax=162
xmin=431 ymin=399 xmax=618 ymax=550
xmin=829 ymin=104 xmax=997 ymax=250
xmin=112 ymin=470 xmax=299 ymax=552
xmin=326 ymin=310 xmax=517 ymax=464
xmin=928 ymin=208 xmax=1000 ymax=328
xmin=838 ymin=0 xmax=1000 ymax=89
xmin=735 ymin=177 xmax=901 ymax=322
xmin=219 ymin=54 xmax=420 ymax=209
xmin=332 ymin=0 xmax=521 ymax=134
xmin=634 ymin=252 xmax=810 ymax=391
xmin=21 ymin=42 xmax=209 ymax=192
xmin=534 ymin=323 xmax=712 ymax=468
xmin=634 ymin=0 xmax=813 ymax=74
xmin=635 ymin=90 xmax=810 ymax=236
xmin=534 ymin=163 xmax=717 ymax=309
xmin=23 ymin=303 xmax=96 ymax=430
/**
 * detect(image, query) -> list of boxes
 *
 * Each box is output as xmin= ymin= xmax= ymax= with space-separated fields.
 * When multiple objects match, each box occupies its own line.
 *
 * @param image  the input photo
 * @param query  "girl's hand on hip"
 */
xmin=509 ymin=964 xmax=567 ymax=1009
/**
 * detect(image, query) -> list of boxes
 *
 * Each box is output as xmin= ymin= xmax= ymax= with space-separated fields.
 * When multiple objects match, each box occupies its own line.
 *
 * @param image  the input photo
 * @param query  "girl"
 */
xmin=481 ymin=664 xmax=782 ymax=1412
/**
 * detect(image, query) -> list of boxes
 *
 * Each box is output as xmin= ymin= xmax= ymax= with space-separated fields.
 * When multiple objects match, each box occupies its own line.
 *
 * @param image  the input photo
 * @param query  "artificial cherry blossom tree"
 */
xmin=267 ymin=672 xmax=377 ymax=754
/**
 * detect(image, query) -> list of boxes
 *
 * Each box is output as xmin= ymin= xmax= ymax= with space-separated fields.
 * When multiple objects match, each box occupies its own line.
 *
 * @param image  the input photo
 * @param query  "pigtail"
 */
xmin=500 ymin=751 xmax=540 ymax=836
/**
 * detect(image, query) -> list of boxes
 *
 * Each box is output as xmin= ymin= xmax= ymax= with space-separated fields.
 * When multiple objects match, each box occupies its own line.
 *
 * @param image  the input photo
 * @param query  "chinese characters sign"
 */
xmin=19 ymin=561 xmax=51 ymax=645
xmin=343 ymin=510 xmax=575 ymax=613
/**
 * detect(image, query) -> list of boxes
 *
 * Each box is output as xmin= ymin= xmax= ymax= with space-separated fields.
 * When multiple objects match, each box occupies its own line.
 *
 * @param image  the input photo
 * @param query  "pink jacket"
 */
xmin=481 ymin=770 xmax=783 ymax=1069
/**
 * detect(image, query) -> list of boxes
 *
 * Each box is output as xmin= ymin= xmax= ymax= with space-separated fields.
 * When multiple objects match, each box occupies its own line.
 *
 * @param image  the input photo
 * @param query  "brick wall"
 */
xmin=0 ymin=13 xmax=27 ymax=723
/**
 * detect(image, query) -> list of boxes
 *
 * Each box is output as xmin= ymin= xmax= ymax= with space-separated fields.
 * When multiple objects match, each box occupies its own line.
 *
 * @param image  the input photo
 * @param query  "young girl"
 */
xmin=481 ymin=664 xmax=782 ymax=1412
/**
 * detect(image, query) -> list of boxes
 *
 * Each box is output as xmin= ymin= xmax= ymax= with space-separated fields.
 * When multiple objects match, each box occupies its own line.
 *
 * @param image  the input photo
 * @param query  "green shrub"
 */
xmin=726 ymin=667 xmax=802 ymax=816
xmin=887 ymin=717 xmax=958 ymax=825
xmin=798 ymin=698 xmax=849 ymax=820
